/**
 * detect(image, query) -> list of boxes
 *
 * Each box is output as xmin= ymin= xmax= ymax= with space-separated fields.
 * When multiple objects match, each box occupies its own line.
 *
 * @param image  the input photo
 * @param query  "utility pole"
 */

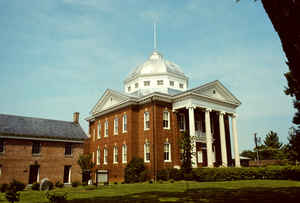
xmin=254 ymin=133 xmax=260 ymax=161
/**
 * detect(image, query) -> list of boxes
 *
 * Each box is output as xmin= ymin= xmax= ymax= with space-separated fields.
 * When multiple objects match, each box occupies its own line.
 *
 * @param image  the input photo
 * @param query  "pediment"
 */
xmin=90 ymin=89 xmax=132 ymax=115
xmin=191 ymin=81 xmax=241 ymax=105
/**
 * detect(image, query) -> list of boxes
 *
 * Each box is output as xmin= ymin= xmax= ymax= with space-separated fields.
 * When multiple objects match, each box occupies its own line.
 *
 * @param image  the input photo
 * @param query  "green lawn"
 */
xmin=1 ymin=180 xmax=300 ymax=203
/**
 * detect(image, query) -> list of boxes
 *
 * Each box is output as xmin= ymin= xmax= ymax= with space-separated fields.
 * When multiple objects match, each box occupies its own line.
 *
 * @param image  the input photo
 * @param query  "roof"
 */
xmin=125 ymin=51 xmax=188 ymax=82
xmin=0 ymin=114 xmax=87 ymax=142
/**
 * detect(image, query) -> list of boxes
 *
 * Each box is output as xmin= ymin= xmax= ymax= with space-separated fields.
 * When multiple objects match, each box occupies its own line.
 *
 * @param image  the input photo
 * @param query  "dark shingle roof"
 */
xmin=0 ymin=114 xmax=87 ymax=141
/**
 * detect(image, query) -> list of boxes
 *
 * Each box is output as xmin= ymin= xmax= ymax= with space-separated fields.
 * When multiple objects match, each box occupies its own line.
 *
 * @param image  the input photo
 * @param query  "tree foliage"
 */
xmin=178 ymin=132 xmax=195 ymax=173
xmin=124 ymin=157 xmax=147 ymax=183
xmin=264 ymin=131 xmax=282 ymax=149
xmin=77 ymin=153 xmax=95 ymax=183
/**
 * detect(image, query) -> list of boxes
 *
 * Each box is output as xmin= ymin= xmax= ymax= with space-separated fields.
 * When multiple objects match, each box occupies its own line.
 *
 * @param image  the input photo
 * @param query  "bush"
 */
xmin=31 ymin=182 xmax=40 ymax=191
xmin=55 ymin=181 xmax=64 ymax=188
xmin=157 ymin=169 xmax=169 ymax=181
xmin=139 ymin=169 xmax=150 ymax=182
xmin=149 ymin=180 xmax=153 ymax=184
xmin=0 ymin=183 xmax=9 ymax=193
xmin=46 ymin=191 xmax=67 ymax=203
xmin=9 ymin=180 xmax=25 ymax=192
xmin=114 ymin=182 xmax=118 ymax=185
xmin=170 ymin=179 xmax=175 ymax=183
xmin=124 ymin=157 xmax=146 ymax=183
xmin=71 ymin=181 xmax=81 ymax=187
xmin=5 ymin=188 xmax=20 ymax=203
xmin=41 ymin=180 xmax=53 ymax=191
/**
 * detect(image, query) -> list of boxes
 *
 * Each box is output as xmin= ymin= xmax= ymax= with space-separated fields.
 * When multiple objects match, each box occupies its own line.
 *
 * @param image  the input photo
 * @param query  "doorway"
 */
xmin=63 ymin=166 xmax=71 ymax=184
xmin=29 ymin=165 xmax=39 ymax=184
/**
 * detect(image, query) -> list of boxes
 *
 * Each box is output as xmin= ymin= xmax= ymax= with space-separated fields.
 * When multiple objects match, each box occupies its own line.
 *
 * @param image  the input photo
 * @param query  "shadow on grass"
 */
xmin=68 ymin=187 xmax=300 ymax=203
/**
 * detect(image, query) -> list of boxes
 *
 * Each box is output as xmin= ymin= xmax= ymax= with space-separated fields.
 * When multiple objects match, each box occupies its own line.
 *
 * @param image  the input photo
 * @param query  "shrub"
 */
xmin=114 ymin=182 xmax=118 ymax=185
xmin=0 ymin=183 xmax=9 ymax=193
xmin=124 ymin=157 xmax=146 ymax=183
xmin=31 ymin=182 xmax=40 ymax=191
xmin=5 ymin=188 xmax=20 ymax=203
xmin=149 ymin=180 xmax=153 ymax=184
xmin=140 ymin=169 xmax=150 ymax=182
xmin=41 ymin=180 xmax=53 ymax=191
xmin=55 ymin=181 xmax=64 ymax=188
xmin=170 ymin=179 xmax=175 ymax=183
xmin=71 ymin=181 xmax=81 ymax=188
xmin=46 ymin=191 xmax=67 ymax=203
xmin=9 ymin=180 xmax=25 ymax=192
xmin=157 ymin=169 xmax=169 ymax=181
xmin=82 ymin=181 xmax=88 ymax=186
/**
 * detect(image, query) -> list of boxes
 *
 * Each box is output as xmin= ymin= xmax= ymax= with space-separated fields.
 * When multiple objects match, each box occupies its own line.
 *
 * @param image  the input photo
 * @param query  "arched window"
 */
xmin=123 ymin=114 xmax=127 ymax=133
xmin=113 ymin=146 xmax=118 ymax=163
xmin=122 ymin=144 xmax=127 ymax=163
xmin=104 ymin=148 xmax=108 ymax=164
xmin=104 ymin=120 xmax=109 ymax=137
xmin=97 ymin=122 xmax=101 ymax=139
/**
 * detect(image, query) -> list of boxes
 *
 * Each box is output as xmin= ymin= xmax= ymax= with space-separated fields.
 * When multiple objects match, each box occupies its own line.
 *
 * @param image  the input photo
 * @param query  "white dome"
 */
xmin=126 ymin=51 xmax=186 ymax=81
xmin=124 ymin=50 xmax=188 ymax=96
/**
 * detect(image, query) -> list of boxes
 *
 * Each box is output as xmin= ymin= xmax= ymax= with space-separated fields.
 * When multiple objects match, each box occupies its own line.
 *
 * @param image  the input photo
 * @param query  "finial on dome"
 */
xmin=153 ymin=22 xmax=157 ymax=51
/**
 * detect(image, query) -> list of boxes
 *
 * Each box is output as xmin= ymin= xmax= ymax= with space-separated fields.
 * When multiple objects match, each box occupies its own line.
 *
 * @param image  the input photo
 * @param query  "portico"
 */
xmin=172 ymin=81 xmax=241 ymax=168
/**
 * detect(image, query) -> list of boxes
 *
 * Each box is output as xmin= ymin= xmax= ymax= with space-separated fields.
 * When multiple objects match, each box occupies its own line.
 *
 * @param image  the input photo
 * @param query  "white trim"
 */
xmin=104 ymin=148 xmax=108 ymax=165
xmin=144 ymin=112 xmax=150 ymax=130
xmin=97 ymin=122 xmax=101 ymax=139
xmin=114 ymin=118 xmax=118 ymax=135
xmin=144 ymin=142 xmax=150 ymax=163
xmin=104 ymin=120 xmax=109 ymax=137
xmin=163 ymin=111 xmax=170 ymax=130
xmin=113 ymin=146 xmax=118 ymax=164
xmin=0 ymin=135 xmax=85 ymax=143
xmin=122 ymin=144 xmax=127 ymax=163
xmin=163 ymin=142 xmax=171 ymax=162
xmin=122 ymin=114 xmax=127 ymax=133
xmin=178 ymin=113 xmax=186 ymax=132
xmin=96 ymin=148 xmax=100 ymax=165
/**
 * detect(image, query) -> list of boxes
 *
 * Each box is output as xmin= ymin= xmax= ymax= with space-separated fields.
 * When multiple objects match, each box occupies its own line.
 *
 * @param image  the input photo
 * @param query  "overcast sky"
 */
xmin=0 ymin=0 xmax=295 ymax=152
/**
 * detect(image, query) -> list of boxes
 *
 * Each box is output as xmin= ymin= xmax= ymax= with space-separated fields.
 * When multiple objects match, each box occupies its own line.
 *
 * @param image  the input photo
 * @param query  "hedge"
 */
xmin=157 ymin=166 xmax=300 ymax=182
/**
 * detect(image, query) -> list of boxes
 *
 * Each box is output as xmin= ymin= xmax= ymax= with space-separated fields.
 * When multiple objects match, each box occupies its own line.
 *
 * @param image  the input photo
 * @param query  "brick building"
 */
xmin=86 ymin=50 xmax=241 ymax=182
xmin=0 ymin=113 xmax=87 ymax=185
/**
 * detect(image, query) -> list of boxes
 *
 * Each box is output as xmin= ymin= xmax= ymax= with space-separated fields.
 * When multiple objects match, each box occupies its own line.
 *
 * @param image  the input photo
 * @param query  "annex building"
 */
xmin=86 ymin=50 xmax=241 ymax=182
xmin=0 ymin=113 xmax=87 ymax=185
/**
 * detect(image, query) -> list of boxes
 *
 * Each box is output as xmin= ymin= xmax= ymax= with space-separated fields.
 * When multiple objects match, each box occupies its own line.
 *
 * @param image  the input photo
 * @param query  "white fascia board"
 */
xmin=0 ymin=135 xmax=85 ymax=143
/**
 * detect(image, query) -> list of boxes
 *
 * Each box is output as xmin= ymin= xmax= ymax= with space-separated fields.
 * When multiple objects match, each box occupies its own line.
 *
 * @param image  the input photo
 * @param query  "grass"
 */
xmin=1 ymin=180 xmax=300 ymax=202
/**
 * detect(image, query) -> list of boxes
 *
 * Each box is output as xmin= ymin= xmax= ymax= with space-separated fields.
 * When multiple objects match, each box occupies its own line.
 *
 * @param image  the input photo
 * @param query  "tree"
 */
xmin=259 ymin=131 xmax=287 ymax=160
xmin=287 ymin=127 xmax=300 ymax=162
xmin=240 ymin=150 xmax=256 ymax=160
xmin=264 ymin=131 xmax=282 ymax=149
xmin=124 ymin=157 xmax=147 ymax=183
xmin=77 ymin=153 xmax=95 ymax=183
xmin=179 ymin=132 xmax=195 ymax=173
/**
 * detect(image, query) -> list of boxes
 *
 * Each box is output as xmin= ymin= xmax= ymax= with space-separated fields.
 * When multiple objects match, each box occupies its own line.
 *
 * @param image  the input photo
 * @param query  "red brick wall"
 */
xmin=0 ymin=138 xmax=83 ymax=184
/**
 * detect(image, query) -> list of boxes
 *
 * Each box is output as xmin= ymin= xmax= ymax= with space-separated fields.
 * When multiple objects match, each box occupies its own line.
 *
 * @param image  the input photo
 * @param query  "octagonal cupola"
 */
xmin=124 ymin=50 xmax=189 ymax=96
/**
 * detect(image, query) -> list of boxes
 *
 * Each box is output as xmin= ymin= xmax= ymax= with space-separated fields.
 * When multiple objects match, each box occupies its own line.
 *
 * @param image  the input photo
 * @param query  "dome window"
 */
xmin=127 ymin=86 xmax=131 ymax=92
xmin=157 ymin=80 xmax=164 ymax=86
xmin=135 ymin=83 xmax=139 ymax=88
xmin=144 ymin=81 xmax=150 ymax=86
xmin=169 ymin=81 xmax=174 ymax=87
xmin=179 ymin=83 xmax=184 ymax=89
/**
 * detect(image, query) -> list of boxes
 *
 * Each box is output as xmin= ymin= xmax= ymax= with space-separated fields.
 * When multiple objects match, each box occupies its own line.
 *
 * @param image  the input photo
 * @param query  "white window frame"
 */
xmin=122 ymin=144 xmax=127 ymax=164
xmin=163 ymin=111 xmax=170 ymax=129
xmin=113 ymin=146 xmax=118 ymax=164
xmin=135 ymin=82 xmax=139 ymax=88
xmin=104 ymin=148 xmax=108 ymax=165
xmin=96 ymin=148 xmax=100 ymax=165
xmin=104 ymin=120 xmax=108 ymax=137
xmin=179 ymin=83 xmax=184 ymax=89
xmin=164 ymin=143 xmax=171 ymax=162
xmin=144 ymin=81 xmax=150 ymax=86
xmin=97 ymin=122 xmax=101 ymax=139
xmin=179 ymin=113 xmax=186 ymax=131
xmin=157 ymin=80 xmax=163 ymax=85
xmin=169 ymin=80 xmax=174 ymax=87
xmin=122 ymin=114 xmax=127 ymax=133
xmin=144 ymin=142 xmax=150 ymax=163
xmin=144 ymin=112 xmax=150 ymax=130
xmin=114 ymin=118 xmax=118 ymax=135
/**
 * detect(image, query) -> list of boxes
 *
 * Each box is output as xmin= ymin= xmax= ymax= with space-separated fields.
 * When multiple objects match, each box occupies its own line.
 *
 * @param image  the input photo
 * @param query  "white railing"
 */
xmin=194 ymin=131 xmax=214 ymax=143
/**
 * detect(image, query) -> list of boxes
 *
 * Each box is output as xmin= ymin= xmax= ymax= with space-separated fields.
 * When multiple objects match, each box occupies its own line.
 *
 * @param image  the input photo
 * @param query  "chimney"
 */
xmin=73 ymin=112 xmax=79 ymax=124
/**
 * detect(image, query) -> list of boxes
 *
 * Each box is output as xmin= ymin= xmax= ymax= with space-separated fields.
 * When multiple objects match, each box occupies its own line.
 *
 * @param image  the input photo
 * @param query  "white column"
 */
xmin=205 ymin=108 xmax=214 ymax=168
xmin=219 ymin=111 xmax=228 ymax=167
xmin=188 ymin=106 xmax=197 ymax=168
xmin=231 ymin=114 xmax=241 ymax=167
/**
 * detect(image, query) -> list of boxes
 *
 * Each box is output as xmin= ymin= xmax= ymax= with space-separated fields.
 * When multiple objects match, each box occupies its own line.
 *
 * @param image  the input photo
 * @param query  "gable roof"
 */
xmin=0 ymin=114 xmax=87 ymax=142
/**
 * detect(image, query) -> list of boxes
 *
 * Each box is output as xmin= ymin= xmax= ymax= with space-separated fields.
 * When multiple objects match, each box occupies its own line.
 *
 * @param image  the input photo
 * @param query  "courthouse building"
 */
xmin=86 ymin=50 xmax=241 ymax=182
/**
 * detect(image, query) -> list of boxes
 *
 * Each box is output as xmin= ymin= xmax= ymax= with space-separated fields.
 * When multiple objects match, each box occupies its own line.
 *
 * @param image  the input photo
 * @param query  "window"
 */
xmin=97 ymin=122 xmax=101 ymax=139
xmin=163 ymin=111 xmax=170 ymax=129
xmin=113 ymin=146 xmax=118 ymax=164
xmin=123 ymin=114 xmax=127 ymax=133
xmin=169 ymin=81 xmax=174 ymax=87
xmin=144 ymin=112 xmax=150 ymax=130
xmin=144 ymin=142 xmax=150 ymax=163
xmin=144 ymin=81 xmax=150 ymax=86
xmin=178 ymin=114 xmax=186 ymax=131
xmin=164 ymin=143 xmax=171 ymax=162
xmin=0 ymin=140 xmax=4 ymax=153
xmin=32 ymin=142 xmax=40 ymax=154
xmin=93 ymin=129 xmax=96 ymax=141
xmin=157 ymin=80 xmax=163 ymax=85
xmin=114 ymin=118 xmax=118 ymax=135
xmin=128 ymin=86 xmax=131 ymax=92
xmin=104 ymin=148 xmax=108 ymax=164
xmin=92 ymin=152 xmax=95 ymax=163
xmin=179 ymin=83 xmax=184 ymax=89
xmin=97 ymin=148 xmax=100 ymax=165
xmin=65 ymin=143 xmax=72 ymax=155
xmin=122 ymin=144 xmax=127 ymax=163
xmin=104 ymin=120 xmax=108 ymax=137
xmin=135 ymin=83 xmax=139 ymax=88
xmin=197 ymin=151 xmax=203 ymax=163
